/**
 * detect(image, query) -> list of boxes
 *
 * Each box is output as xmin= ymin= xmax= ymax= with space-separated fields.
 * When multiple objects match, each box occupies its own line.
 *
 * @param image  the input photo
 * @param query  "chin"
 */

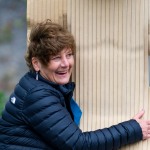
xmin=58 ymin=79 xmax=70 ymax=85
xmin=60 ymin=81 xmax=69 ymax=85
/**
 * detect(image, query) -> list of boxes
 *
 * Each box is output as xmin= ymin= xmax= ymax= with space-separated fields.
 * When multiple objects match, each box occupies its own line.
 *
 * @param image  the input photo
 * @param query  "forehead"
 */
xmin=56 ymin=48 xmax=73 ymax=55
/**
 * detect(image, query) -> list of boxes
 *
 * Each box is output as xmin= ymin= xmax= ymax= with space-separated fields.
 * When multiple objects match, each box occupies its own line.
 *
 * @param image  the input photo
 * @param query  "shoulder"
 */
xmin=15 ymin=72 xmax=61 ymax=98
xmin=13 ymin=73 xmax=63 ymax=109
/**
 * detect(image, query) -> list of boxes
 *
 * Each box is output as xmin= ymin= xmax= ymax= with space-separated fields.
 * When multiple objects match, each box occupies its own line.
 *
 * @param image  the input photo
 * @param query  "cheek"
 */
xmin=70 ymin=58 xmax=74 ymax=67
xmin=48 ymin=62 xmax=59 ymax=72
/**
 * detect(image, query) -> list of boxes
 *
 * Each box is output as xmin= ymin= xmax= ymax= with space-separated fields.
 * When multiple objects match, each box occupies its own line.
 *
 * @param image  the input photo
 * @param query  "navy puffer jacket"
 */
xmin=0 ymin=72 xmax=142 ymax=150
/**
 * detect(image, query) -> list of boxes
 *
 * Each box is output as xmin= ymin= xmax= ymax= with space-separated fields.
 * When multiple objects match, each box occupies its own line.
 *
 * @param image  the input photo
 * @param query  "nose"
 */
xmin=60 ymin=56 xmax=69 ymax=67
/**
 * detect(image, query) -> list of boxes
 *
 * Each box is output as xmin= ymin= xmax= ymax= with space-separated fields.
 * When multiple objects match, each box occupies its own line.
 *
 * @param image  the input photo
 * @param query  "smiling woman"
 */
xmin=0 ymin=19 xmax=150 ymax=150
xmin=32 ymin=48 xmax=74 ymax=85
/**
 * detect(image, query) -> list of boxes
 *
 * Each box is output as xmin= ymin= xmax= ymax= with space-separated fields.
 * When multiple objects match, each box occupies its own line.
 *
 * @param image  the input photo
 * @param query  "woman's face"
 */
xmin=33 ymin=48 xmax=74 ymax=85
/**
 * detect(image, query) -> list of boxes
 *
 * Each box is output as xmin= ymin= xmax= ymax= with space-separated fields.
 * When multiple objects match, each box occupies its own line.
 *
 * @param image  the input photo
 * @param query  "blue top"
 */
xmin=70 ymin=98 xmax=82 ymax=126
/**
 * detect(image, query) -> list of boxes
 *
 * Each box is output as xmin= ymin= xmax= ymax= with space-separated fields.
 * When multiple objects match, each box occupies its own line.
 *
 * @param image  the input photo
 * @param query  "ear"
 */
xmin=32 ymin=57 xmax=41 ymax=71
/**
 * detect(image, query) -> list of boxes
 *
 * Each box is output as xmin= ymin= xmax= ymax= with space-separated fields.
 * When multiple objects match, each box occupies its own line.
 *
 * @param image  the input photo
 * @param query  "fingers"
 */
xmin=143 ymin=129 xmax=150 ymax=140
xmin=133 ymin=109 xmax=145 ymax=120
xmin=136 ymin=119 xmax=150 ymax=140
xmin=133 ymin=109 xmax=150 ymax=140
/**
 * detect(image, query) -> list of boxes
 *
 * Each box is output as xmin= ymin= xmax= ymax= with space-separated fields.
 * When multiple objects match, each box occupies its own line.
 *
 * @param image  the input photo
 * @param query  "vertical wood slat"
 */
xmin=96 ymin=0 xmax=102 ymax=128
xmin=139 ymin=1 xmax=145 ymax=149
xmin=100 ymin=0 xmax=106 ymax=129
xmin=113 ymin=0 xmax=119 ymax=124
xmin=92 ymin=0 xmax=97 ymax=130
xmin=82 ymin=0 xmax=88 ymax=131
xmin=130 ymin=0 xmax=136 ymax=122
xmin=117 ymin=0 xmax=123 ymax=123
xmin=27 ymin=0 xmax=150 ymax=149
xmin=105 ymin=0 xmax=110 ymax=127
xmin=126 ymin=0 xmax=131 ymax=122
xmin=109 ymin=0 xmax=115 ymax=125
xmin=131 ymin=1 xmax=137 ymax=150
xmin=88 ymin=0 xmax=92 ymax=131
xmin=122 ymin=0 xmax=128 ymax=122
xmin=135 ymin=0 xmax=140 ymax=124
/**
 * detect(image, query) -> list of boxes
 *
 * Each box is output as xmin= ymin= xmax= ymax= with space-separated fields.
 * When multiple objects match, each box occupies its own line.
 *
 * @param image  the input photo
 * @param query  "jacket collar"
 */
xmin=28 ymin=71 xmax=75 ymax=96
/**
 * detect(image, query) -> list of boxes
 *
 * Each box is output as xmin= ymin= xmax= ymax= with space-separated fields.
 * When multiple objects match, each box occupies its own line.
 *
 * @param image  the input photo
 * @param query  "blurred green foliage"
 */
xmin=0 ymin=91 xmax=7 ymax=116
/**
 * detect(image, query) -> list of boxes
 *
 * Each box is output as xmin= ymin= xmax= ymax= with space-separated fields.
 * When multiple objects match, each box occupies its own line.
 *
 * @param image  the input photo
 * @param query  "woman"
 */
xmin=0 ymin=20 xmax=150 ymax=150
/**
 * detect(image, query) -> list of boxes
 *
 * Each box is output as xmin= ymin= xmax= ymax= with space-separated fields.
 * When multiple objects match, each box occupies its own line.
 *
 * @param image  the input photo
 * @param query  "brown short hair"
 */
xmin=25 ymin=19 xmax=76 ymax=71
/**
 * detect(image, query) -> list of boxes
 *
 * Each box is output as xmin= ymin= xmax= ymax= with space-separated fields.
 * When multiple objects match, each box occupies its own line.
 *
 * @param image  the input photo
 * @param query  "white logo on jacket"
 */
xmin=11 ymin=97 xmax=16 ymax=104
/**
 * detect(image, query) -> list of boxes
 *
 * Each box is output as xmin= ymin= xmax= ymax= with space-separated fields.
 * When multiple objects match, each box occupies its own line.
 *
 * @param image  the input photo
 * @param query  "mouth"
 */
xmin=56 ymin=71 xmax=68 ymax=75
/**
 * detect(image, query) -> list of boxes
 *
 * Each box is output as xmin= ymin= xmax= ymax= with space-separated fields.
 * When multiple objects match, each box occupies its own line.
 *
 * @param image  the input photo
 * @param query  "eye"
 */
xmin=51 ymin=56 xmax=61 ymax=61
xmin=66 ymin=53 xmax=73 ymax=59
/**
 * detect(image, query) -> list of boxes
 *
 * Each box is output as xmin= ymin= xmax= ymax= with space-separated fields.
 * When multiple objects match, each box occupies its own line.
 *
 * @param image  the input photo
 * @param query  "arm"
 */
xmin=22 ymin=88 xmax=145 ymax=150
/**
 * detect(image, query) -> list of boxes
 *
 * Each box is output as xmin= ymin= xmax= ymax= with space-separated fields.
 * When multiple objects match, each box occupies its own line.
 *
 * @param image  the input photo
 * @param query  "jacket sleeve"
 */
xmin=22 ymin=88 xmax=142 ymax=150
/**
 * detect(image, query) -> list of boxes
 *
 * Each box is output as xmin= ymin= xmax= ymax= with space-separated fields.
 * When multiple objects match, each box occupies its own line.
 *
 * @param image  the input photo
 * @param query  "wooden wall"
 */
xmin=27 ymin=0 xmax=150 ymax=149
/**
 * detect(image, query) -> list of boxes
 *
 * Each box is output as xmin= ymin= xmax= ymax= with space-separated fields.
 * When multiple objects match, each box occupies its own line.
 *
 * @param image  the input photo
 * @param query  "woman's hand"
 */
xmin=133 ymin=109 xmax=150 ymax=140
